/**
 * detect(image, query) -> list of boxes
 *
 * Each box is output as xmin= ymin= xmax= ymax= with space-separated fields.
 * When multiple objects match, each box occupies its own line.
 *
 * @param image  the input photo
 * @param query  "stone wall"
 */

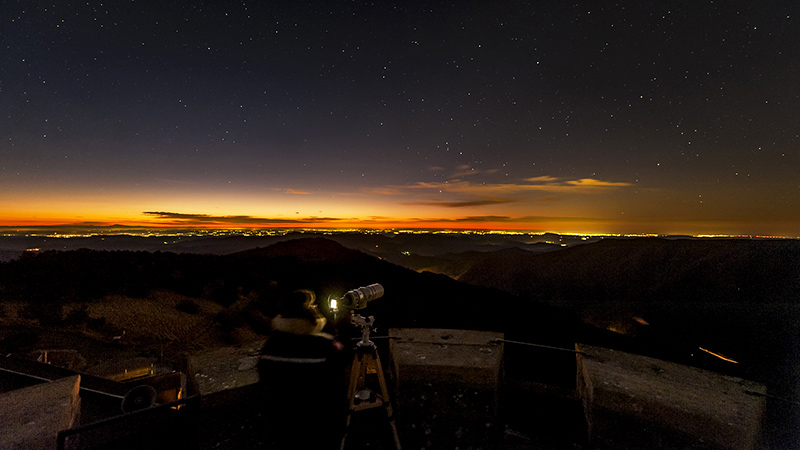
xmin=576 ymin=344 xmax=766 ymax=450
xmin=0 ymin=375 xmax=81 ymax=450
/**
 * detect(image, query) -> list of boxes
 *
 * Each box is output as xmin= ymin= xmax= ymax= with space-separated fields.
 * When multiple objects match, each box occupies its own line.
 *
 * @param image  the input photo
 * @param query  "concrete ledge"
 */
xmin=0 ymin=375 xmax=81 ymax=450
xmin=389 ymin=328 xmax=503 ymax=388
xmin=576 ymin=344 xmax=766 ymax=450
xmin=389 ymin=329 xmax=505 ymax=449
xmin=185 ymin=341 xmax=267 ymax=450
xmin=186 ymin=340 xmax=263 ymax=397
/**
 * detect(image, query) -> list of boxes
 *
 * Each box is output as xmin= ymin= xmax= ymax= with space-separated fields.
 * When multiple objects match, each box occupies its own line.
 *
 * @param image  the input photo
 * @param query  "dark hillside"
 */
xmin=226 ymin=238 xmax=603 ymax=347
xmin=461 ymin=237 xmax=800 ymax=304
xmin=0 ymin=237 xmax=636 ymax=397
xmin=0 ymin=238 xmax=611 ymax=351
xmin=391 ymin=244 xmax=562 ymax=279
xmin=460 ymin=237 xmax=800 ymax=423
xmin=0 ymin=249 xmax=218 ymax=302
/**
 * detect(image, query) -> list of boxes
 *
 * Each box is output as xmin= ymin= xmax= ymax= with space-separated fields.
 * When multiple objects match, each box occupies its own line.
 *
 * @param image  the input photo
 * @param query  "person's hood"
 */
xmin=272 ymin=316 xmax=328 ymax=336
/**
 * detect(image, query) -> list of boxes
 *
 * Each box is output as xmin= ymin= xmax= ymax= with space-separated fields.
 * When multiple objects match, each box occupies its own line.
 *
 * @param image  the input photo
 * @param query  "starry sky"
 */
xmin=2 ymin=1 xmax=799 ymax=236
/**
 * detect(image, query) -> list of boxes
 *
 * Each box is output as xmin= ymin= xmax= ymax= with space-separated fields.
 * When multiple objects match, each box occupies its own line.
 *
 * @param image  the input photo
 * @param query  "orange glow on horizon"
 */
xmin=0 ymin=211 xmax=599 ymax=234
xmin=3 ymin=166 xmax=798 ymax=238
xmin=0 ymin=217 xmax=545 ymax=232
xmin=3 ymin=193 xmax=798 ymax=237
xmin=2 ymin=213 xmax=797 ymax=238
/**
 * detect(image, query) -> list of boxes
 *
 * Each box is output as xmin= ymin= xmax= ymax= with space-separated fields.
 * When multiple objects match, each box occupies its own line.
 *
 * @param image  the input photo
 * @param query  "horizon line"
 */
xmin=0 ymin=225 xmax=795 ymax=240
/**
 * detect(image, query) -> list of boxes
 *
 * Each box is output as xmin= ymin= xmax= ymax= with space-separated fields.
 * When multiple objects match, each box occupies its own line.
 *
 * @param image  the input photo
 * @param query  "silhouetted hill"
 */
xmin=236 ymin=237 xmax=377 ymax=263
xmin=0 ymin=238 xmax=613 ymax=350
xmin=226 ymin=238 xmax=598 ymax=344
xmin=391 ymin=244 xmax=563 ymax=279
xmin=15 ymin=237 xmax=799 ymax=386
xmin=461 ymin=237 xmax=800 ymax=304
xmin=0 ymin=231 xmax=580 ymax=273
xmin=2 ymin=238 xmax=639 ymax=393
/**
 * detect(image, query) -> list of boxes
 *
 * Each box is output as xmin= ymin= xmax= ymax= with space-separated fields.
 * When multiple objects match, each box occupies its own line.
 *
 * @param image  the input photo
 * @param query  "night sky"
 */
xmin=3 ymin=1 xmax=799 ymax=236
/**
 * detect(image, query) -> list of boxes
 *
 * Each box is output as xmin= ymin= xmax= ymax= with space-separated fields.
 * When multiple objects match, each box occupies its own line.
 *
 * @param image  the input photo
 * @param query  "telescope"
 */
xmin=336 ymin=283 xmax=402 ymax=450
xmin=330 ymin=283 xmax=384 ymax=311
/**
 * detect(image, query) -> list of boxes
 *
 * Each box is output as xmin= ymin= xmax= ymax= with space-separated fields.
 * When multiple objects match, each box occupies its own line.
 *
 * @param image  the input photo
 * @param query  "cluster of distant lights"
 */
xmin=1 ymin=227 xmax=792 ymax=240
xmin=5 ymin=228 xmax=640 ymax=238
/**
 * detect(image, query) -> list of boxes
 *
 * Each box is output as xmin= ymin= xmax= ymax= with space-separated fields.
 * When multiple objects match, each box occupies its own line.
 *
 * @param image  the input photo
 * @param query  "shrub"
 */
xmin=176 ymin=299 xmax=200 ymax=314
xmin=20 ymin=302 xmax=63 ymax=326
xmin=214 ymin=310 xmax=243 ymax=333
xmin=65 ymin=303 xmax=90 ymax=325
xmin=0 ymin=330 xmax=40 ymax=353
xmin=87 ymin=316 xmax=107 ymax=330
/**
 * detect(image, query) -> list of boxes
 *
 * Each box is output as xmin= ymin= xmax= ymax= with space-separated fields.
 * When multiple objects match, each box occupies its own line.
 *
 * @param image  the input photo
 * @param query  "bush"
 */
xmin=0 ymin=330 xmax=40 ymax=353
xmin=214 ymin=310 xmax=244 ymax=333
xmin=65 ymin=303 xmax=90 ymax=325
xmin=176 ymin=299 xmax=200 ymax=314
xmin=87 ymin=316 xmax=107 ymax=330
xmin=20 ymin=302 xmax=63 ymax=326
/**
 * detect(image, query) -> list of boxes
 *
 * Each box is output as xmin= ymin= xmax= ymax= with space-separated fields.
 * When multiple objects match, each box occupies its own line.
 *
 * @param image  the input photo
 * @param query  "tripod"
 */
xmin=340 ymin=314 xmax=402 ymax=450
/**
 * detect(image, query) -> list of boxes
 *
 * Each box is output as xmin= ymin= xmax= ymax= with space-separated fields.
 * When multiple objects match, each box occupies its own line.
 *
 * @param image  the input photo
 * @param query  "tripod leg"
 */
xmin=372 ymin=351 xmax=402 ymax=450
xmin=342 ymin=347 xmax=402 ymax=450
xmin=372 ymin=351 xmax=390 ymax=403
xmin=341 ymin=353 xmax=361 ymax=450
xmin=346 ymin=352 xmax=363 ymax=410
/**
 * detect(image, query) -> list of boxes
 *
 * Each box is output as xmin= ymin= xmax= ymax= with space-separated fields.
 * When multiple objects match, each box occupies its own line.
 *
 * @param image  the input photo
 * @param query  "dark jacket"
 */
xmin=259 ymin=317 xmax=338 ymax=381
xmin=258 ymin=317 xmax=344 ymax=449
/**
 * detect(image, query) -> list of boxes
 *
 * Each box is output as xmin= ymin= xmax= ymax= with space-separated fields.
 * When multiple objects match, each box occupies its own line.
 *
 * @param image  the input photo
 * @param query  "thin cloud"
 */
xmin=403 ymin=177 xmax=633 ymax=196
xmin=402 ymin=214 xmax=614 ymax=225
xmin=367 ymin=174 xmax=631 ymax=201
xmin=401 ymin=198 xmax=515 ymax=208
xmin=142 ymin=211 xmax=342 ymax=225
xmin=365 ymin=176 xmax=634 ymax=211
xmin=283 ymin=188 xmax=310 ymax=195
xmin=566 ymin=178 xmax=633 ymax=187
xmin=524 ymin=176 xmax=560 ymax=183
xmin=153 ymin=178 xmax=199 ymax=185
xmin=536 ymin=196 xmax=564 ymax=203
xmin=515 ymin=215 xmax=613 ymax=223
xmin=367 ymin=187 xmax=406 ymax=196
xmin=454 ymin=215 xmax=513 ymax=222
xmin=452 ymin=165 xmax=499 ymax=178
xmin=405 ymin=215 xmax=514 ymax=223
xmin=140 ymin=211 xmax=617 ymax=229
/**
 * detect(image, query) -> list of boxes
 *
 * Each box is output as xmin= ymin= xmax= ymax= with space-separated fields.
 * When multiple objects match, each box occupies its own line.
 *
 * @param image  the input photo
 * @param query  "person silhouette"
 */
xmin=258 ymin=289 xmax=345 ymax=449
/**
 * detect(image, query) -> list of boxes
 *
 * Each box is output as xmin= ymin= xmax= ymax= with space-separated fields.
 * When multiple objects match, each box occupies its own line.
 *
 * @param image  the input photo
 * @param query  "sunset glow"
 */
xmin=3 ymin=2 xmax=799 ymax=238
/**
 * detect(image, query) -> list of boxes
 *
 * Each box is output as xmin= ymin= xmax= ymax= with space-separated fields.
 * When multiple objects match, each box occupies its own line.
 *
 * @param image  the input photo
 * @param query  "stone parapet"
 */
xmin=0 ymin=375 xmax=81 ymax=450
xmin=389 ymin=328 xmax=503 ymax=389
xmin=576 ymin=344 xmax=766 ymax=450
xmin=389 ymin=328 xmax=505 ymax=449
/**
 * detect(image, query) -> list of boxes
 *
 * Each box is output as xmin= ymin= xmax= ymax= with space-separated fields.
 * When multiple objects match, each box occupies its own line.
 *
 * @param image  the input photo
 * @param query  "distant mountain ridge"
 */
xmin=460 ymin=237 xmax=800 ymax=304
xmin=0 ymin=231 xmax=584 ymax=264
xmin=235 ymin=237 xmax=372 ymax=263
